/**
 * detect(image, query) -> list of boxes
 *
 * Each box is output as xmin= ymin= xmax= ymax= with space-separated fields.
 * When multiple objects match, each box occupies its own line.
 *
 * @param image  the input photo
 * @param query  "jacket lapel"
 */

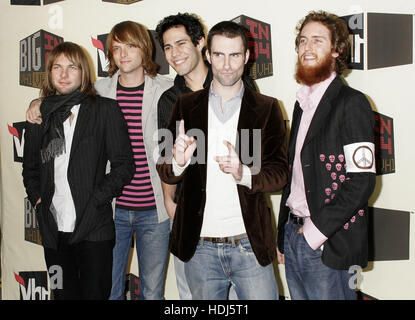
xmin=303 ymin=76 xmax=344 ymax=147
xmin=236 ymin=87 xmax=256 ymax=157
xmin=69 ymin=98 xmax=92 ymax=161
xmin=288 ymin=103 xmax=302 ymax=164
xmin=142 ymin=74 xmax=155 ymax=133
xmin=189 ymin=88 xmax=209 ymax=183
xmin=105 ymin=70 xmax=119 ymax=100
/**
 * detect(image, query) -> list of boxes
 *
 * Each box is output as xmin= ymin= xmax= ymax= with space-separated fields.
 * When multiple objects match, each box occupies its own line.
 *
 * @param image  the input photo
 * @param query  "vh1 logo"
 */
xmin=24 ymin=197 xmax=42 ymax=246
xmin=126 ymin=273 xmax=140 ymax=300
xmin=8 ymin=121 xmax=26 ymax=163
xmin=341 ymin=13 xmax=413 ymax=70
xmin=19 ymin=30 xmax=63 ymax=88
xmin=91 ymin=30 xmax=169 ymax=78
xmin=15 ymin=272 xmax=48 ymax=300
xmin=232 ymin=15 xmax=273 ymax=80
xmin=374 ymin=111 xmax=395 ymax=175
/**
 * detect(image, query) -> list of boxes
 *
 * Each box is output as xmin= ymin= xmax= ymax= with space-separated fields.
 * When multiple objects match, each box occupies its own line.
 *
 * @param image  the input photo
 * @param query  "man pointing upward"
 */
xmin=173 ymin=119 xmax=196 ymax=167
xmin=157 ymin=21 xmax=288 ymax=300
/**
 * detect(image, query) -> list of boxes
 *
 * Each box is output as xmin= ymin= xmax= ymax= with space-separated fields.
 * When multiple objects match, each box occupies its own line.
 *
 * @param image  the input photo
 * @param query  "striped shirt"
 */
xmin=115 ymin=82 xmax=156 ymax=211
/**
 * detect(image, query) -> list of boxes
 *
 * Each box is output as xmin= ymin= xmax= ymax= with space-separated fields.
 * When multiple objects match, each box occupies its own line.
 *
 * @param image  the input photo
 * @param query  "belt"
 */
xmin=289 ymin=212 xmax=305 ymax=225
xmin=200 ymin=233 xmax=247 ymax=245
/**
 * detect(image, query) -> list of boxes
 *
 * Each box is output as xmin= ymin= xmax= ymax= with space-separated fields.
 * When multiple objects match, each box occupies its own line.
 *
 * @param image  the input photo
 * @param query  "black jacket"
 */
xmin=22 ymin=95 xmax=135 ymax=249
xmin=278 ymin=76 xmax=376 ymax=270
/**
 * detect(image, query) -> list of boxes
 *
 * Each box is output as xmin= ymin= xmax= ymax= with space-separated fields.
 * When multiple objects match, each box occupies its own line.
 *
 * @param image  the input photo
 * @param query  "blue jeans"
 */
xmin=184 ymin=237 xmax=278 ymax=300
xmin=173 ymin=255 xmax=192 ymax=300
xmin=283 ymin=219 xmax=357 ymax=300
xmin=174 ymin=251 xmax=239 ymax=300
xmin=171 ymin=219 xmax=238 ymax=300
xmin=109 ymin=208 xmax=170 ymax=300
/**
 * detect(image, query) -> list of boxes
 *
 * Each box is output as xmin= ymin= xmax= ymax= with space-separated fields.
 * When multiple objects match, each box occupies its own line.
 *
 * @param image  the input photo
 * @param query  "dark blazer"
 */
xmin=277 ymin=76 xmax=376 ymax=270
xmin=22 ymin=95 xmax=135 ymax=250
xmin=157 ymin=84 xmax=288 ymax=266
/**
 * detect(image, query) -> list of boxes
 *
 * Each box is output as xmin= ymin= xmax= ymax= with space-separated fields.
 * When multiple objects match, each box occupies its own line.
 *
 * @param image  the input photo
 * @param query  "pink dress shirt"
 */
xmin=286 ymin=72 xmax=336 ymax=250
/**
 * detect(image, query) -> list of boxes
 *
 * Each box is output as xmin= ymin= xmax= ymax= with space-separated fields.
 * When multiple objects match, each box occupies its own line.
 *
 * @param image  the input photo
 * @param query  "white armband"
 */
xmin=343 ymin=142 xmax=376 ymax=173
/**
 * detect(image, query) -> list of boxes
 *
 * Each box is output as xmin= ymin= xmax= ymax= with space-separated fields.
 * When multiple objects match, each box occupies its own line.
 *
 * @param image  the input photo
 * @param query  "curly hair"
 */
xmin=106 ymin=21 xmax=158 ymax=77
xmin=155 ymin=12 xmax=206 ymax=49
xmin=295 ymin=11 xmax=350 ymax=74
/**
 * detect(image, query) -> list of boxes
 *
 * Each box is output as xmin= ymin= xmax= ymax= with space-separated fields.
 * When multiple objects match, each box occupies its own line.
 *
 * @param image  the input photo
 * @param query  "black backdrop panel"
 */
xmin=367 ymin=13 xmax=413 ymax=69
xmin=368 ymin=207 xmax=410 ymax=261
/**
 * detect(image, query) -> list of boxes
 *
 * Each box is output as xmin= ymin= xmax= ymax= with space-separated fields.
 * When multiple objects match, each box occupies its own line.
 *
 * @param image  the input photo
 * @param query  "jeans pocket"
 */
xmin=238 ymin=239 xmax=255 ymax=255
xmin=302 ymin=234 xmax=323 ymax=256
xmin=237 ymin=238 xmax=261 ymax=268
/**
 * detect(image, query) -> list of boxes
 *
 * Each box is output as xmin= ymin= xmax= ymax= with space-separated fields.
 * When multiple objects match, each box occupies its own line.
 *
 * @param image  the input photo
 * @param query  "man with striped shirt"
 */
xmin=26 ymin=21 xmax=173 ymax=300
xmin=114 ymin=85 xmax=156 ymax=210
xmin=94 ymin=21 xmax=173 ymax=300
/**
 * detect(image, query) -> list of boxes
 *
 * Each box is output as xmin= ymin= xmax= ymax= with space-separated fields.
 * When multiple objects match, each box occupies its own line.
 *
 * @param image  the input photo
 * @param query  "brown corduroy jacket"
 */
xmin=157 ymin=84 xmax=288 ymax=266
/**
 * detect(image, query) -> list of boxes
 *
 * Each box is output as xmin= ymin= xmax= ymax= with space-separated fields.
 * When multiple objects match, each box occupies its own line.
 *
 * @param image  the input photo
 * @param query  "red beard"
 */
xmin=295 ymin=53 xmax=335 ymax=86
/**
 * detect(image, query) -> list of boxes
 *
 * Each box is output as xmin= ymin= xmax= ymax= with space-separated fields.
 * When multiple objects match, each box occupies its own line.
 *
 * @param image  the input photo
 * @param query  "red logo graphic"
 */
xmin=8 ymin=124 xmax=19 ymax=138
xmin=14 ymin=273 xmax=25 ymax=286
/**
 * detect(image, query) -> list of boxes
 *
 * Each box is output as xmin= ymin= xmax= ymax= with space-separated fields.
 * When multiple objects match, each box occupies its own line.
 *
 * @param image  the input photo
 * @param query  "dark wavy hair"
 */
xmin=295 ymin=11 xmax=350 ymax=74
xmin=106 ymin=21 xmax=157 ymax=77
xmin=155 ymin=12 xmax=206 ymax=48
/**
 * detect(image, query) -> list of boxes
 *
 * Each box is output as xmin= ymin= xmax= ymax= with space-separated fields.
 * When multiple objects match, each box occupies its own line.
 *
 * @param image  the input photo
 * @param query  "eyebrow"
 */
xmin=52 ymin=62 xmax=77 ymax=67
xmin=211 ymin=50 xmax=242 ymax=55
xmin=300 ymin=35 xmax=327 ymax=40
xmin=164 ymin=38 xmax=188 ymax=47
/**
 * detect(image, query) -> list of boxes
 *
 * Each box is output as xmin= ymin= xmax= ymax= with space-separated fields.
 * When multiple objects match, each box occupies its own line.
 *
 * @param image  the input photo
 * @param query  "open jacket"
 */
xmin=157 ymin=84 xmax=288 ymax=266
xmin=277 ymin=76 xmax=376 ymax=270
xmin=94 ymin=71 xmax=173 ymax=223
xmin=22 ymin=95 xmax=135 ymax=249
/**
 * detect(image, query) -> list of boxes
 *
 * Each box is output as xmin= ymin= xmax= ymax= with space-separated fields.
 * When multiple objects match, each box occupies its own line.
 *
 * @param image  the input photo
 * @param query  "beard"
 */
xmin=295 ymin=52 xmax=335 ymax=86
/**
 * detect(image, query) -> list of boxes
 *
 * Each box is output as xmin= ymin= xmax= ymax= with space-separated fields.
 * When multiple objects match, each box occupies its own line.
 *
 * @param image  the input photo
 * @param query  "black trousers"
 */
xmin=43 ymin=232 xmax=114 ymax=300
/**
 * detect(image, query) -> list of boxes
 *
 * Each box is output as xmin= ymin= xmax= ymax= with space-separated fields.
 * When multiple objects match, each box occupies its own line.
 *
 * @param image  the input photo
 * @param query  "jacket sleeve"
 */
xmin=156 ymin=97 xmax=187 ymax=185
xmin=92 ymin=98 xmax=135 ymax=205
xmin=22 ymin=122 xmax=42 ymax=208
xmin=249 ymin=99 xmax=289 ymax=193
xmin=312 ymin=91 xmax=376 ymax=238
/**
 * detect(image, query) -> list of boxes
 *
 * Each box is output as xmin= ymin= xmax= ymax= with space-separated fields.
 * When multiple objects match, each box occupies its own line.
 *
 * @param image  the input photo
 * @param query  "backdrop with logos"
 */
xmin=0 ymin=0 xmax=413 ymax=300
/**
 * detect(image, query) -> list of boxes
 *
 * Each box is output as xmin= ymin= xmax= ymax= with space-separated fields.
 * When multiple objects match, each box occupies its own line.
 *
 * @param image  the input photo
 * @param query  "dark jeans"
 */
xmin=43 ymin=232 xmax=114 ymax=300
xmin=283 ymin=220 xmax=357 ymax=300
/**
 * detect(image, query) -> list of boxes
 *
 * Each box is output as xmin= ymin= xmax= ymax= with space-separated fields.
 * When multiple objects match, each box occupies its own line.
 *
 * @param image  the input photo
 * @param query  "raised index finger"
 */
xmin=178 ymin=119 xmax=185 ymax=137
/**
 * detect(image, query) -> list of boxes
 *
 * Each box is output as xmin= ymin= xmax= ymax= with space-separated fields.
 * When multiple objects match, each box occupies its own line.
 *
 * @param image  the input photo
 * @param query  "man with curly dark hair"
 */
xmin=277 ymin=11 xmax=376 ymax=300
